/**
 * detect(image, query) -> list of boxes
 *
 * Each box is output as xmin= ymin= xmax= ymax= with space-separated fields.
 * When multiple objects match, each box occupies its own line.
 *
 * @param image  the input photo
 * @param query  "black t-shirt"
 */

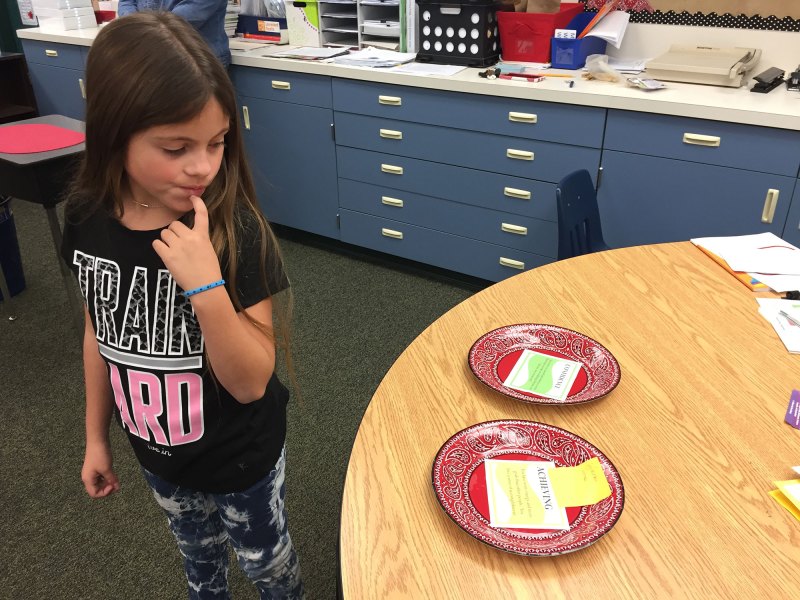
xmin=61 ymin=207 xmax=289 ymax=493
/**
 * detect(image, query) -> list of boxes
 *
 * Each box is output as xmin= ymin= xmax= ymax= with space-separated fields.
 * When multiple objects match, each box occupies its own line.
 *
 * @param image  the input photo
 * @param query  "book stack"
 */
xmin=225 ymin=1 xmax=241 ymax=38
xmin=32 ymin=0 xmax=99 ymax=32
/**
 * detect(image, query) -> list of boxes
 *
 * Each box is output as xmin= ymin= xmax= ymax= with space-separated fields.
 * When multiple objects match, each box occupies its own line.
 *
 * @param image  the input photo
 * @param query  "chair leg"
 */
xmin=0 ymin=258 xmax=17 ymax=321
xmin=44 ymin=206 xmax=83 ymax=347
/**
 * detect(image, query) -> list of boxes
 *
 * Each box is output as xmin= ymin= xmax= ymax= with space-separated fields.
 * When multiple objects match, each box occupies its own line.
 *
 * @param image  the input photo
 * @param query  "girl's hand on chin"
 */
xmin=152 ymin=195 xmax=223 ymax=292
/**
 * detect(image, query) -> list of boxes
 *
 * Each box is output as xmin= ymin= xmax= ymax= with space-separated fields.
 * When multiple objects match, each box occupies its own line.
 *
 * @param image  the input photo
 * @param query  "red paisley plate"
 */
xmin=432 ymin=420 xmax=624 ymax=556
xmin=468 ymin=324 xmax=621 ymax=405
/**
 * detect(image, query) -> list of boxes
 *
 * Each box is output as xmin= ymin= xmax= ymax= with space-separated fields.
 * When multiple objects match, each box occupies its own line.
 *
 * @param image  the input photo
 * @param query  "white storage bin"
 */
xmin=32 ymin=0 xmax=92 ymax=9
xmin=37 ymin=14 xmax=99 ymax=31
xmin=34 ymin=6 xmax=94 ymax=18
xmin=363 ymin=20 xmax=400 ymax=37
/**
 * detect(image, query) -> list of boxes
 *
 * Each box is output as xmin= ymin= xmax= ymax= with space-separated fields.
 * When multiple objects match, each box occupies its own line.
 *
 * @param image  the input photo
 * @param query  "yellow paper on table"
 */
xmin=773 ymin=479 xmax=800 ymax=510
xmin=769 ymin=489 xmax=800 ymax=522
xmin=548 ymin=457 xmax=613 ymax=507
xmin=484 ymin=459 xmax=569 ymax=530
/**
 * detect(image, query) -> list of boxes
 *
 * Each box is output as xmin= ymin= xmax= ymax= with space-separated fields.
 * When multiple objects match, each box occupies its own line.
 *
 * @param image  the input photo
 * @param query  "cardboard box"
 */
xmin=286 ymin=1 xmax=321 ymax=47
xmin=236 ymin=15 xmax=289 ymax=44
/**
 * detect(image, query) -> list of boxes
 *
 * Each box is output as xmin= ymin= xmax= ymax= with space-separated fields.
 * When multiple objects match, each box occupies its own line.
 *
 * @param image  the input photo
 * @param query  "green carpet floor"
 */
xmin=0 ymin=199 xmax=480 ymax=600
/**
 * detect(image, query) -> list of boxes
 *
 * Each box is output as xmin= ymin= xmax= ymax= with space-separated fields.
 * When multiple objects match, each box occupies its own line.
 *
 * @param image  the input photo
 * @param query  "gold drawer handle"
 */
xmin=499 ymin=257 xmax=525 ymax=270
xmin=381 ymin=196 xmax=404 ymax=207
xmin=507 ymin=149 xmax=534 ymax=161
xmin=78 ymin=78 xmax=86 ymax=99
xmin=508 ymin=111 xmax=537 ymax=124
xmin=379 ymin=129 xmax=403 ymax=140
xmin=381 ymin=164 xmax=403 ymax=175
xmin=45 ymin=49 xmax=58 ymax=57
xmin=503 ymin=187 xmax=531 ymax=200
xmin=682 ymin=133 xmax=720 ymax=147
xmin=381 ymin=228 xmax=403 ymax=239
xmin=501 ymin=223 xmax=528 ymax=236
xmin=272 ymin=81 xmax=291 ymax=90
xmin=242 ymin=106 xmax=250 ymax=130
xmin=378 ymin=95 xmax=402 ymax=105
xmin=761 ymin=189 xmax=779 ymax=224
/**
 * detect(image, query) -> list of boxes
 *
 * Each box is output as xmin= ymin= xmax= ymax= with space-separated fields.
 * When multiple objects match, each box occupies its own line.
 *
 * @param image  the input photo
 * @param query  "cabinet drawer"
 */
xmin=605 ymin=110 xmax=800 ymax=176
xmin=340 ymin=209 xmax=552 ymax=282
xmin=337 ymin=147 xmax=556 ymax=220
xmin=22 ymin=40 xmax=85 ymax=70
xmin=332 ymin=79 xmax=605 ymax=147
xmin=339 ymin=179 xmax=557 ymax=256
xmin=335 ymin=113 xmax=599 ymax=182
xmin=230 ymin=66 xmax=332 ymax=108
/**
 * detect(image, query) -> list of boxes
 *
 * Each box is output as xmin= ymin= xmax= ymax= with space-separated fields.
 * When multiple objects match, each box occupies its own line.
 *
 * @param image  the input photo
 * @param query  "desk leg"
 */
xmin=0 ymin=259 xmax=17 ymax=321
xmin=45 ymin=206 xmax=83 ymax=345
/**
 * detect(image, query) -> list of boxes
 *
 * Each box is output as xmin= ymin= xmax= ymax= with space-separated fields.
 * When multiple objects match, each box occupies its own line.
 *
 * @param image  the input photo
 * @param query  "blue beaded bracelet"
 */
xmin=183 ymin=279 xmax=225 ymax=298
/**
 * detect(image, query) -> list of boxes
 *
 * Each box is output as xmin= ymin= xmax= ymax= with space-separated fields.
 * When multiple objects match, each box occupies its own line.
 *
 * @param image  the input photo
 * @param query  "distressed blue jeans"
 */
xmin=142 ymin=449 xmax=304 ymax=600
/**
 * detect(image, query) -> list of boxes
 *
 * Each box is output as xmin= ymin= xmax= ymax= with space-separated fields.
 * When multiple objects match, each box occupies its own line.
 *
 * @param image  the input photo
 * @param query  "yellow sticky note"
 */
xmin=548 ymin=457 xmax=612 ymax=507
xmin=769 ymin=489 xmax=800 ymax=522
xmin=773 ymin=479 xmax=800 ymax=511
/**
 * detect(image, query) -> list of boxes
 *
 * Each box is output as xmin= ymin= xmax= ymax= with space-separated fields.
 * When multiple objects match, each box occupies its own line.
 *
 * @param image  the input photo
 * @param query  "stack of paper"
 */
xmin=756 ymin=298 xmax=800 ymax=353
xmin=691 ymin=233 xmax=800 ymax=293
xmin=272 ymin=46 xmax=350 ymax=60
xmin=330 ymin=47 xmax=416 ymax=68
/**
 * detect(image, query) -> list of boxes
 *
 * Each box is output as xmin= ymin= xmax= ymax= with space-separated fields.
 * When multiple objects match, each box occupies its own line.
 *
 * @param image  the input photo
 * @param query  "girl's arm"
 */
xmin=82 ymin=306 xmax=120 ymax=498
xmin=153 ymin=196 xmax=275 ymax=404
xmin=189 ymin=292 xmax=276 ymax=404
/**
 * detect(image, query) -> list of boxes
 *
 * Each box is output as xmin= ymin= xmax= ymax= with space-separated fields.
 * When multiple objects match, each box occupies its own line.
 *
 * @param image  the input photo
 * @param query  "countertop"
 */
xmin=16 ymin=27 xmax=800 ymax=131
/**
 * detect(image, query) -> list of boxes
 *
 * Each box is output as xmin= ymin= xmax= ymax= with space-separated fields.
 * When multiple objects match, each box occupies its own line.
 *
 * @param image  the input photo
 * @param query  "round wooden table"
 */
xmin=339 ymin=242 xmax=799 ymax=598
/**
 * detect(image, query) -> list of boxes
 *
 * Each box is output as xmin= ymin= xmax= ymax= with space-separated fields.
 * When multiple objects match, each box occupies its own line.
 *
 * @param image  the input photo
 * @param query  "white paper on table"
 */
xmin=691 ymin=233 xmax=800 ymax=275
xmin=756 ymin=298 xmax=800 ymax=353
xmin=748 ymin=273 xmax=800 ymax=293
xmin=584 ymin=11 xmax=630 ymax=49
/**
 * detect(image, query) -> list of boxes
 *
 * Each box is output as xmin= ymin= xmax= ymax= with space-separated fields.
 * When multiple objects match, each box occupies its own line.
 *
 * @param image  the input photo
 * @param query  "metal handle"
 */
xmin=379 ymin=129 xmax=403 ymax=140
xmin=381 ymin=164 xmax=404 ymax=175
xmin=378 ymin=95 xmax=402 ymax=106
xmin=501 ymin=223 xmax=528 ymax=236
xmin=499 ymin=257 xmax=525 ymax=270
xmin=508 ymin=111 xmax=537 ymax=124
xmin=507 ymin=149 xmax=534 ymax=161
xmin=381 ymin=196 xmax=404 ymax=207
xmin=45 ymin=49 xmax=58 ymax=57
xmin=272 ymin=81 xmax=291 ymax=90
xmin=761 ymin=189 xmax=779 ymax=224
xmin=381 ymin=228 xmax=403 ymax=239
xmin=78 ymin=78 xmax=86 ymax=100
xmin=242 ymin=106 xmax=250 ymax=130
xmin=682 ymin=133 xmax=720 ymax=147
xmin=503 ymin=187 xmax=531 ymax=200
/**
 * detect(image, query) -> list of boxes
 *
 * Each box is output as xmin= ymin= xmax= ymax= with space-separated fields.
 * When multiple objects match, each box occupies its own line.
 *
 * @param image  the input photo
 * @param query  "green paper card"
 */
xmin=502 ymin=349 xmax=582 ymax=400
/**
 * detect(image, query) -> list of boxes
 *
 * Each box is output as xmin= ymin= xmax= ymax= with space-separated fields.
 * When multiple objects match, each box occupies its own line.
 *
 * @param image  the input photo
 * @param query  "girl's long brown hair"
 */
xmin=66 ymin=11 xmax=295 ymax=391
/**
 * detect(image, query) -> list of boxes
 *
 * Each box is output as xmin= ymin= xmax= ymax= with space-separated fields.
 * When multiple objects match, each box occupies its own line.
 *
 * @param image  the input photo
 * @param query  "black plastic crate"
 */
xmin=415 ymin=0 xmax=504 ymax=67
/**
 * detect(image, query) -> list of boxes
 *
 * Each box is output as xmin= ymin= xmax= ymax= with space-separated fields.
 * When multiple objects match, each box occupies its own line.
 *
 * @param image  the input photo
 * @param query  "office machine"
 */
xmin=645 ymin=45 xmax=762 ymax=88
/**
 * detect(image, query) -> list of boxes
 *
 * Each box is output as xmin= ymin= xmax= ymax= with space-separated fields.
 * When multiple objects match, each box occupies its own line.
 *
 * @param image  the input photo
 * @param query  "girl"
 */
xmin=60 ymin=12 xmax=304 ymax=600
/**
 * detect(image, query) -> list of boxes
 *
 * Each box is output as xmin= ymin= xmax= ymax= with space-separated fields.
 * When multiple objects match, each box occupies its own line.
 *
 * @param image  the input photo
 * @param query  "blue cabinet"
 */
xmin=333 ymin=79 xmax=604 ymax=281
xmin=598 ymin=110 xmax=800 ymax=249
xmin=231 ymin=67 xmax=339 ymax=239
xmin=782 ymin=181 xmax=800 ymax=247
xmin=21 ymin=40 xmax=87 ymax=119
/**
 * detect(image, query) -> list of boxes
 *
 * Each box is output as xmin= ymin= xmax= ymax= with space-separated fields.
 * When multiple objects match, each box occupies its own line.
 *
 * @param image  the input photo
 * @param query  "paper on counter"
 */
xmin=584 ymin=10 xmax=630 ymax=49
xmin=756 ymin=298 xmax=800 ymax=353
xmin=391 ymin=62 xmax=466 ymax=76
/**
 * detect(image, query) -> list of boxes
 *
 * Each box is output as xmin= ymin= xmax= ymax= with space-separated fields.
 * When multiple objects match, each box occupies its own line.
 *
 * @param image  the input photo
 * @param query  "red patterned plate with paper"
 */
xmin=468 ymin=324 xmax=621 ymax=405
xmin=432 ymin=420 xmax=624 ymax=556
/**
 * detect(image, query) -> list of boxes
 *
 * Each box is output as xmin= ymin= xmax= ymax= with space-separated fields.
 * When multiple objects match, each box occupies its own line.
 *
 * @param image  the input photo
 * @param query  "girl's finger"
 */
xmin=190 ymin=195 xmax=209 ymax=236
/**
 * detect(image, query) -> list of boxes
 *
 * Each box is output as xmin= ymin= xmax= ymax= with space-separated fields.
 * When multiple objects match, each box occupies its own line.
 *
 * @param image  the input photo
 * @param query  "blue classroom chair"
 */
xmin=556 ymin=169 xmax=610 ymax=260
